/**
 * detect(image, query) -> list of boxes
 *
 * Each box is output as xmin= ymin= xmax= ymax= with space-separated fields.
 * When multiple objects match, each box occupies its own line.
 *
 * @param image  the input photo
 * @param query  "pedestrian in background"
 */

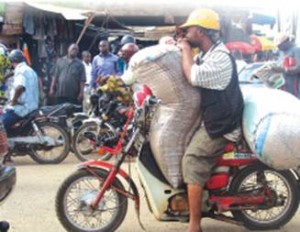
xmin=117 ymin=35 xmax=137 ymax=74
xmin=118 ymin=43 xmax=139 ymax=72
xmin=1 ymin=49 xmax=39 ymax=131
xmin=81 ymin=50 xmax=92 ymax=112
xmin=90 ymin=40 xmax=120 ymax=89
xmin=272 ymin=33 xmax=300 ymax=98
xmin=49 ymin=43 xmax=86 ymax=105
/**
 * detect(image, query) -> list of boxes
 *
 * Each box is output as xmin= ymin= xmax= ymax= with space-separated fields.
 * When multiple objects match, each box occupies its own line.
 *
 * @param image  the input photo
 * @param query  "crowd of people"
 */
xmin=0 ymin=34 xmax=139 ymax=131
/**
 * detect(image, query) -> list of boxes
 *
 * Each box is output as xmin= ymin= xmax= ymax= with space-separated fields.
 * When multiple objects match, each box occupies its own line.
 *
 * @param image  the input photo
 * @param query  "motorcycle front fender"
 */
xmin=82 ymin=118 xmax=102 ymax=125
xmin=77 ymin=160 xmax=144 ymax=228
xmin=77 ymin=160 xmax=140 ymax=201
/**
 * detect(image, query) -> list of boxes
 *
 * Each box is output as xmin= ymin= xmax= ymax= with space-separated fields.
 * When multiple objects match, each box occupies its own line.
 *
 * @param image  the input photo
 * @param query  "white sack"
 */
xmin=242 ymin=85 xmax=300 ymax=169
xmin=127 ymin=45 xmax=201 ymax=188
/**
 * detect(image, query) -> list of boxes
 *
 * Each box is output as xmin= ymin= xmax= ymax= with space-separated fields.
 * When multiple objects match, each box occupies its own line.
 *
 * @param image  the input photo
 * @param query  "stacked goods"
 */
xmin=125 ymin=45 xmax=201 ymax=188
xmin=242 ymin=85 xmax=300 ymax=169
xmin=251 ymin=62 xmax=285 ymax=89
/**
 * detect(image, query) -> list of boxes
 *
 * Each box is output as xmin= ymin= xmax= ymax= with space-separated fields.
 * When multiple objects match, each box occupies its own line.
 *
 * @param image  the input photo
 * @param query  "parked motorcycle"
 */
xmin=0 ymin=123 xmax=16 ymax=232
xmin=38 ymin=103 xmax=87 ymax=152
xmin=55 ymin=89 xmax=300 ymax=232
xmin=4 ymin=105 xmax=71 ymax=164
xmin=72 ymin=92 xmax=130 ymax=161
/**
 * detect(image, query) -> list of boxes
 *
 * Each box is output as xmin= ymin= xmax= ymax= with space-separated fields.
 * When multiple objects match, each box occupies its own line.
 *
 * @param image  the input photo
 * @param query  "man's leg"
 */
xmin=187 ymin=184 xmax=202 ymax=232
xmin=0 ymin=110 xmax=22 ymax=133
xmin=182 ymin=127 xmax=227 ymax=232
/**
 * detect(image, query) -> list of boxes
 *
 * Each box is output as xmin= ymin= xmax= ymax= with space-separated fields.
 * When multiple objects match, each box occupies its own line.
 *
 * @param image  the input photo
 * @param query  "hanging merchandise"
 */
xmin=22 ymin=42 xmax=31 ymax=66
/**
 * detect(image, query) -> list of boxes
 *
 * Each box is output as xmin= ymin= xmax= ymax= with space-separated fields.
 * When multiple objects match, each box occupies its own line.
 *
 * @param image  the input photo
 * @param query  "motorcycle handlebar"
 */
xmin=146 ymin=96 xmax=161 ymax=106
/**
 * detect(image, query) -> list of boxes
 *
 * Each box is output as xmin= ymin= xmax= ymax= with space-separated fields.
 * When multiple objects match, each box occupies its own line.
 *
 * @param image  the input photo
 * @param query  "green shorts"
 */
xmin=182 ymin=126 xmax=227 ymax=187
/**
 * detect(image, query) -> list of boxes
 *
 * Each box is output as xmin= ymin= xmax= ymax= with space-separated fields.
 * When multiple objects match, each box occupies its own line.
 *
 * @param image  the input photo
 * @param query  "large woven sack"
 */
xmin=242 ymin=85 xmax=300 ymax=169
xmin=126 ymin=45 xmax=201 ymax=188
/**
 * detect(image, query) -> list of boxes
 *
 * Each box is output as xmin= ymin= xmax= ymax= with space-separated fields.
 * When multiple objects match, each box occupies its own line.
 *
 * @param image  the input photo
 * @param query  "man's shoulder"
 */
xmin=108 ymin=53 xmax=119 ymax=60
xmin=58 ymin=56 xmax=67 ymax=61
xmin=213 ymin=42 xmax=231 ymax=55
xmin=74 ymin=57 xmax=83 ymax=64
xmin=56 ymin=56 xmax=68 ymax=66
xmin=15 ymin=62 xmax=37 ymax=76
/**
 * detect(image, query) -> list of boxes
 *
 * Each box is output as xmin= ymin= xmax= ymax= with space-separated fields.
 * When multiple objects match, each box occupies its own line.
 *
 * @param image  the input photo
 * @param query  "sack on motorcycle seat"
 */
xmin=126 ymin=45 xmax=201 ymax=188
xmin=242 ymin=85 xmax=300 ymax=169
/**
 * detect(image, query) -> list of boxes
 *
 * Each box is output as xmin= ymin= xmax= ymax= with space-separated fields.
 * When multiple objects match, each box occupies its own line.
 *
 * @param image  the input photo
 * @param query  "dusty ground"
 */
xmin=0 ymin=154 xmax=299 ymax=232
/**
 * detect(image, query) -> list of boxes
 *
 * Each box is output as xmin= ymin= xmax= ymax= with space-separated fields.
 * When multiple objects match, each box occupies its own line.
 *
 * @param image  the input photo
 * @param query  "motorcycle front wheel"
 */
xmin=73 ymin=122 xmax=115 ymax=161
xmin=29 ymin=121 xmax=70 ymax=164
xmin=230 ymin=165 xmax=299 ymax=230
xmin=55 ymin=168 xmax=128 ymax=232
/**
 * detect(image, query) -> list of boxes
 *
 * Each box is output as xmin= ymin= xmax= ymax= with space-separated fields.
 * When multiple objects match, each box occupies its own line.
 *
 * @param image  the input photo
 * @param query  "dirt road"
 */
xmin=0 ymin=155 xmax=299 ymax=232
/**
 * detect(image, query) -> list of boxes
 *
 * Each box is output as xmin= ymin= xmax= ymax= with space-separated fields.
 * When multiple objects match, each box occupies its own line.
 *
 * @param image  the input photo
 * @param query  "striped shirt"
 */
xmin=191 ymin=42 xmax=232 ymax=90
xmin=191 ymin=42 xmax=241 ymax=142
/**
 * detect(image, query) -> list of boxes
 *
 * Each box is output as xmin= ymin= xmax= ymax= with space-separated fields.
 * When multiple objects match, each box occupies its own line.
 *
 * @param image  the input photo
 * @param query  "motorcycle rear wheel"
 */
xmin=73 ymin=122 xmax=115 ymax=161
xmin=230 ymin=165 xmax=299 ymax=230
xmin=29 ymin=121 xmax=70 ymax=164
xmin=56 ymin=168 xmax=128 ymax=232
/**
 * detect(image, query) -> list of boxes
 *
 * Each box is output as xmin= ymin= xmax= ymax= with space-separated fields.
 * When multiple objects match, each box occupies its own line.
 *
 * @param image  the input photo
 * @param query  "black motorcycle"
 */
xmin=0 ymin=124 xmax=16 ymax=232
xmin=72 ymin=93 xmax=130 ymax=161
xmin=5 ymin=104 xmax=72 ymax=164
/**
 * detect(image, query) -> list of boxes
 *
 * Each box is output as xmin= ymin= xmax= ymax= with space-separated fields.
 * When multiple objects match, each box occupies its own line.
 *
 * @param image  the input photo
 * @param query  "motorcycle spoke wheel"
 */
xmin=230 ymin=165 xmax=299 ymax=230
xmin=73 ymin=122 xmax=115 ymax=161
xmin=30 ymin=121 xmax=70 ymax=164
xmin=56 ymin=169 xmax=128 ymax=232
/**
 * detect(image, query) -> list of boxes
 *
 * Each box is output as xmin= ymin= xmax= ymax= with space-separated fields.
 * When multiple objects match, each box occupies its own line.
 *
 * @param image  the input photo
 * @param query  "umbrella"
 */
xmin=225 ymin=41 xmax=256 ymax=54
xmin=251 ymin=35 xmax=276 ymax=51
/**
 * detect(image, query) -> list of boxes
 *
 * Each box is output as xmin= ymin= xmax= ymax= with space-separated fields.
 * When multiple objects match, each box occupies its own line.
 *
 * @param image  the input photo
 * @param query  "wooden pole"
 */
xmin=76 ymin=13 xmax=95 ymax=45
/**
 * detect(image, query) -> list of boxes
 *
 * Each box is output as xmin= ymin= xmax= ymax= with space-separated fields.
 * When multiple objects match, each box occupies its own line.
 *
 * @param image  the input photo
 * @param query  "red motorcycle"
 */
xmin=55 ymin=88 xmax=300 ymax=232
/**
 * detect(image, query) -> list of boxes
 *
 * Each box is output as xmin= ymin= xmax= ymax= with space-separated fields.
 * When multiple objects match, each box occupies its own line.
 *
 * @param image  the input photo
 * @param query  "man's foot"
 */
xmin=187 ymin=224 xmax=202 ymax=232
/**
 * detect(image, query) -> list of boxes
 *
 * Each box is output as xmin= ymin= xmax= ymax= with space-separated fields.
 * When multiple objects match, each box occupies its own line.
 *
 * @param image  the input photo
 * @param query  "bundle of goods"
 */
xmin=125 ymin=45 xmax=201 ymax=188
xmin=242 ymin=85 xmax=300 ymax=169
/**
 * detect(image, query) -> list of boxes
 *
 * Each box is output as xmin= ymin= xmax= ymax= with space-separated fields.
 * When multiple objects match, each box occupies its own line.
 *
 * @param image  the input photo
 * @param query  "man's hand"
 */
xmin=176 ymin=38 xmax=194 ymax=82
xmin=176 ymin=38 xmax=192 ymax=52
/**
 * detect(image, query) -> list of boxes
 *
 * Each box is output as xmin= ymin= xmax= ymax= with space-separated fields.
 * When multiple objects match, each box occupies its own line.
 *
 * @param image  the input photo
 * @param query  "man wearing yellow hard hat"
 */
xmin=177 ymin=8 xmax=244 ymax=232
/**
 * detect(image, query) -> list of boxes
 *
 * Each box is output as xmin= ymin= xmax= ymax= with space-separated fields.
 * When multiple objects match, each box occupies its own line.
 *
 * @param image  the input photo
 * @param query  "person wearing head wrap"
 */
xmin=272 ymin=33 xmax=300 ymax=97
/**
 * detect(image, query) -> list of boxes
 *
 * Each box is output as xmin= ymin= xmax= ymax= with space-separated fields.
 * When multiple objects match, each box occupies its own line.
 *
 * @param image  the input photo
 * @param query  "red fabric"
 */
xmin=283 ymin=56 xmax=296 ymax=67
xmin=250 ymin=35 xmax=262 ymax=52
xmin=225 ymin=41 xmax=256 ymax=54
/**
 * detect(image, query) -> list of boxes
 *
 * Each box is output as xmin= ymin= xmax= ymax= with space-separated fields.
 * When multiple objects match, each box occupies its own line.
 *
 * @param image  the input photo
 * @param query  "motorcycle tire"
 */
xmin=73 ymin=122 xmax=115 ymax=161
xmin=230 ymin=165 xmax=299 ymax=230
xmin=55 ymin=168 xmax=128 ymax=232
xmin=29 ymin=121 xmax=70 ymax=164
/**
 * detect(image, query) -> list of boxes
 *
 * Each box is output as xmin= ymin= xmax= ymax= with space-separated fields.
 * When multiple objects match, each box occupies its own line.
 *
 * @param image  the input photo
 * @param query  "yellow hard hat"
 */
xmin=180 ymin=8 xmax=220 ymax=31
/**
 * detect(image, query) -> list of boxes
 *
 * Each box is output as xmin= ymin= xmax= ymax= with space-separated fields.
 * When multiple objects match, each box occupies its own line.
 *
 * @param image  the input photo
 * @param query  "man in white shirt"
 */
xmin=82 ymin=51 xmax=92 ymax=112
xmin=0 ymin=49 xmax=39 ymax=131
xmin=82 ymin=51 xmax=92 ymax=86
